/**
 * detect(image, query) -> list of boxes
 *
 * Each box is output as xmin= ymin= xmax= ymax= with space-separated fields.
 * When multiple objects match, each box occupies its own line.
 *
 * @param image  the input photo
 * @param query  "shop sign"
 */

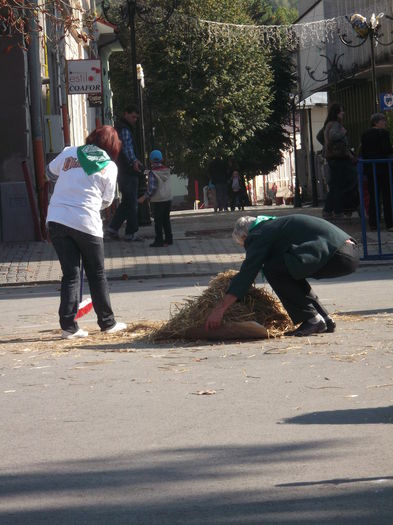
xmin=67 ymin=59 xmax=102 ymax=95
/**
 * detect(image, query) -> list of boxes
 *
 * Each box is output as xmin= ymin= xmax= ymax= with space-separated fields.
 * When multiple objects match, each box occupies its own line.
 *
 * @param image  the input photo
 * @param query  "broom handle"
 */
xmin=79 ymin=260 xmax=84 ymax=302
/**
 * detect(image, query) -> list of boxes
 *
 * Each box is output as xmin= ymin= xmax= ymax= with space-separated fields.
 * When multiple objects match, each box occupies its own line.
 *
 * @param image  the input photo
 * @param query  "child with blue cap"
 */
xmin=138 ymin=150 xmax=173 ymax=247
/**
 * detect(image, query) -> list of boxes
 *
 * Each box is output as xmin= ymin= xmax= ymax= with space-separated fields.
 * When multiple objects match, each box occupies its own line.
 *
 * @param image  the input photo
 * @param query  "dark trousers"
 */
xmin=263 ymin=242 xmax=359 ymax=324
xmin=231 ymin=191 xmax=244 ymax=210
xmin=48 ymin=222 xmax=115 ymax=332
xmin=110 ymin=176 xmax=139 ymax=235
xmin=152 ymin=200 xmax=172 ymax=243
xmin=215 ymin=183 xmax=229 ymax=211
xmin=324 ymin=159 xmax=359 ymax=215
xmin=367 ymin=172 xmax=393 ymax=229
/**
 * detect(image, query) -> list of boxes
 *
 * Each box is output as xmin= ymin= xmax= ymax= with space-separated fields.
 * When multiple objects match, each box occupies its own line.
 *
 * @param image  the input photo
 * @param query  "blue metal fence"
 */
xmin=357 ymin=158 xmax=393 ymax=260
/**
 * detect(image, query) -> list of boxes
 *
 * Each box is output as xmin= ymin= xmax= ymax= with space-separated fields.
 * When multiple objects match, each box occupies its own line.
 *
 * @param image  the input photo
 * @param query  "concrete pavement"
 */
xmin=1 ymin=204 xmax=393 ymax=286
xmin=0 ymin=268 xmax=392 ymax=524
xmin=1 ymin=205 xmax=392 ymax=524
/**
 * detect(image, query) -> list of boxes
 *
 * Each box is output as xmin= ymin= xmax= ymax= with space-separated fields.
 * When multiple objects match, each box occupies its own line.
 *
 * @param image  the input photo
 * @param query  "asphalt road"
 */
xmin=0 ymin=268 xmax=392 ymax=524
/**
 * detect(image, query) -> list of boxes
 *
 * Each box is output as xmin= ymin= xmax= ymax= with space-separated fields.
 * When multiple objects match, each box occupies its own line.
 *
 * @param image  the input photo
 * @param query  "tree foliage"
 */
xmin=0 ymin=0 xmax=94 ymax=47
xmin=110 ymin=0 xmax=297 ymax=179
xmin=236 ymin=0 xmax=297 ymax=174
xmin=138 ymin=0 xmax=273 ymax=178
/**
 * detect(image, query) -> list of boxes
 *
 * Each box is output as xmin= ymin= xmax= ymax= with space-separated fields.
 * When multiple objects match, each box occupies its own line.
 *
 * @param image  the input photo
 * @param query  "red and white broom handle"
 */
xmin=79 ymin=259 xmax=84 ymax=302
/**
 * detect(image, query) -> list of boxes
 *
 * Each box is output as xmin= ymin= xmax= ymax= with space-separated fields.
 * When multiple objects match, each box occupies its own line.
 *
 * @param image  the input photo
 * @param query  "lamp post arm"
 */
xmin=369 ymin=31 xmax=378 ymax=113
xmin=374 ymin=35 xmax=393 ymax=46
xmin=339 ymin=34 xmax=369 ymax=48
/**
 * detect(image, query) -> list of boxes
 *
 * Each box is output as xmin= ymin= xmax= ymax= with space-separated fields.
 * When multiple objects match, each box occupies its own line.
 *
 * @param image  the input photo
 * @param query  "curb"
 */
xmin=0 ymin=259 xmax=391 ymax=288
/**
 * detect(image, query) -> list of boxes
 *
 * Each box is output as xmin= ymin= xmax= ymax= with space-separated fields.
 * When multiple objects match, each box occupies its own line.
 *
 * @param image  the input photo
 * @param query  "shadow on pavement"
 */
xmin=1 ymin=441 xmax=392 ymax=524
xmin=277 ymin=475 xmax=393 ymax=487
xmin=335 ymin=308 xmax=393 ymax=316
xmin=282 ymin=405 xmax=393 ymax=425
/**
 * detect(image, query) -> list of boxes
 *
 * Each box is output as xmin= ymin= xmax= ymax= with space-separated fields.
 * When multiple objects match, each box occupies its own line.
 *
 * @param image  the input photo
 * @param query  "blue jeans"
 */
xmin=110 ymin=176 xmax=139 ymax=235
xmin=48 ymin=222 xmax=115 ymax=332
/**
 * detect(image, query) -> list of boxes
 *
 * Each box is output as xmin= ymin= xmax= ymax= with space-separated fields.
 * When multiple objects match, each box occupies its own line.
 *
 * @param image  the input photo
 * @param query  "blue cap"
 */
xmin=150 ymin=150 xmax=163 ymax=162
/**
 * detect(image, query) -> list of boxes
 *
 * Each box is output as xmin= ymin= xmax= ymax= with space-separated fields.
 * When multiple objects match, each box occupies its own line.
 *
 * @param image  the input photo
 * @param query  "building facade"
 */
xmin=0 ymin=1 xmax=121 ymax=241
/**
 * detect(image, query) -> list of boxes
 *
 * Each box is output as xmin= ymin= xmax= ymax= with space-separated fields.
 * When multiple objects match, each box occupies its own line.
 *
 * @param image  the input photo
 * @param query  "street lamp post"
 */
xmin=102 ymin=0 xmax=139 ymax=108
xmin=291 ymin=96 xmax=302 ymax=208
xmin=136 ymin=63 xmax=146 ymax=164
xmin=128 ymin=0 xmax=138 ymax=108
xmin=306 ymin=107 xmax=318 ymax=207
xmin=101 ymin=0 xmax=178 ymax=153
xmin=340 ymin=12 xmax=393 ymax=113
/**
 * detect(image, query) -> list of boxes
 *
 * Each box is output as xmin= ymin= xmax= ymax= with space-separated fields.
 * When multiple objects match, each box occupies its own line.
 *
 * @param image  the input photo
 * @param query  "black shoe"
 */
xmin=286 ymin=319 xmax=327 ymax=337
xmin=150 ymin=241 xmax=164 ymax=248
xmin=164 ymin=239 xmax=173 ymax=245
xmin=325 ymin=317 xmax=336 ymax=333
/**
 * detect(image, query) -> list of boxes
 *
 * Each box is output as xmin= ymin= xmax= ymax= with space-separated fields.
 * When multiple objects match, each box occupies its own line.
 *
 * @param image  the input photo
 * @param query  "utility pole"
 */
xmin=27 ymin=1 xmax=47 ymax=238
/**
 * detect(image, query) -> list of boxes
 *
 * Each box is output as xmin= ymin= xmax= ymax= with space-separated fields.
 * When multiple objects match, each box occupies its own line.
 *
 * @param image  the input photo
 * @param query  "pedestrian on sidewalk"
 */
xmin=360 ymin=112 xmax=393 ymax=231
xmin=106 ymin=106 xmax=144 ymax=242
xmin=205 ymin=214 xmax=359 ymax=337
xmin=229 ymin=167 xmax=249 ymax=211
xmin=138 ymin=150 xmax=173 ymax=248
xmin=208 ymin=158 xmax=229 ymax=212
xmin=46 ymin=126 xmax=127 ymax=339
xmin=322 ymin=103 xmax=359 ymax=219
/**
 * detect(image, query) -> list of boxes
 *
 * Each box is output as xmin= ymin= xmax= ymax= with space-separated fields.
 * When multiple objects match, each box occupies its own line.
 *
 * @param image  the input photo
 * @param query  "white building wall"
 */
xmin=253 ymin=142 xmax=297 ymax=203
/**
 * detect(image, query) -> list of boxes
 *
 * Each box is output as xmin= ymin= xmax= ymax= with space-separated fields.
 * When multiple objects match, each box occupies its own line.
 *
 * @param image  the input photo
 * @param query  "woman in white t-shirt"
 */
xmin=47 ymin=126 xmax=126 ymax=339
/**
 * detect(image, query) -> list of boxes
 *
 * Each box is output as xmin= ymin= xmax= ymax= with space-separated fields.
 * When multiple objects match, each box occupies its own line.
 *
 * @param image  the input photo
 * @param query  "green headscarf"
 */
xmin=249 ymin=215 xmax=276 ymax=231
xmin=77 ymin=145 xmax=110 ymax=175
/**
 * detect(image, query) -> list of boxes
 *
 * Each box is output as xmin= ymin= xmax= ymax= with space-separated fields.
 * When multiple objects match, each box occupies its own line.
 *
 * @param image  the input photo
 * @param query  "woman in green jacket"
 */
xmin=205 ymin=214 xmax=359 ymax=337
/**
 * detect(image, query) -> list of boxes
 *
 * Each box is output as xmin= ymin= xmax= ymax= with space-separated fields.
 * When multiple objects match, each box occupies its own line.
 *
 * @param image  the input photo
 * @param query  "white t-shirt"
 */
xmin=46 ymin=146 xmax=117 ymax=237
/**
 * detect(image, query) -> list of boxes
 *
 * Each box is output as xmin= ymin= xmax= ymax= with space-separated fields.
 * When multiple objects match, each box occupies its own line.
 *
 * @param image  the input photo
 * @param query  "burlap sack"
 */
xmin=182 ymin=320 xmax=268 ymax=340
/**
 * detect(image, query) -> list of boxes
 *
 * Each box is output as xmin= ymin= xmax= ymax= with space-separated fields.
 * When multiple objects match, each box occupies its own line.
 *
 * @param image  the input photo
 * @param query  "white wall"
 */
xmin=171 ymin=174 xmax=188 ymax=198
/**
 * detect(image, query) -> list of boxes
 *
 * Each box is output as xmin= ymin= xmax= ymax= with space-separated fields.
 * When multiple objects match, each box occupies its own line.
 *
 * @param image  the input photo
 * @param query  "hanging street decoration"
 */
xmin=164 ymin=0 xmax=392 ymax=51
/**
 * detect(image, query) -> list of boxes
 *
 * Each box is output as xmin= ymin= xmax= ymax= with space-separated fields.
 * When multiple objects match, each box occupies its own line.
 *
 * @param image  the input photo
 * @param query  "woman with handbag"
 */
xmin=322 ymin=103 xmax=359 ymax=219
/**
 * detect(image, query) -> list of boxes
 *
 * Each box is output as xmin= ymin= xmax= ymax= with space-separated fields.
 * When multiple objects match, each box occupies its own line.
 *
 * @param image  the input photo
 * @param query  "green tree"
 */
xmin=236 ymin=0 xmax=297 ymax=174
xmin=110 ymin=0 xmax=297 ymax=180
xmin=137 ymin=0 xmax=273 ymax=179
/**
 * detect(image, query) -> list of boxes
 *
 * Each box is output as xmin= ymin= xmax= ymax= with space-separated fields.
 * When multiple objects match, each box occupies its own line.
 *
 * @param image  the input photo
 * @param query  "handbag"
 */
xmin=324 ymin=122 xmax=350 ymax=160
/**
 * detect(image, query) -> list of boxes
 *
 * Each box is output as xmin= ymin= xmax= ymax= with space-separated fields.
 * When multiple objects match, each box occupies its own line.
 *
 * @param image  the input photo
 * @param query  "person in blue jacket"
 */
xmin=205 ymin=214 xmax=359 ymax=337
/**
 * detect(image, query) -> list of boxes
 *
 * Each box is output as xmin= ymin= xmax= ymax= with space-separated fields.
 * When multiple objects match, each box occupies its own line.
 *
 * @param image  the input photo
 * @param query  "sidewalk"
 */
xmin=1 ymin=205 xmax=392 ymax=286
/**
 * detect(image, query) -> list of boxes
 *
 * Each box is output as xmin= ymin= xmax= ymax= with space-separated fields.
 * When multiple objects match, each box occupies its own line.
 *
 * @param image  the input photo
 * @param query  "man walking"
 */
xmin=106 ymin=106 xmax=144 ymax=241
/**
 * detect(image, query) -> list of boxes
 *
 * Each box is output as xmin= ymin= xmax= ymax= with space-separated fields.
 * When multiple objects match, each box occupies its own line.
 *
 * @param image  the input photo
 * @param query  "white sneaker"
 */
xmin=103 ymin=322 xmax=127 ymax=334
xmin=61 ymin=328 xmax=89 ymax=339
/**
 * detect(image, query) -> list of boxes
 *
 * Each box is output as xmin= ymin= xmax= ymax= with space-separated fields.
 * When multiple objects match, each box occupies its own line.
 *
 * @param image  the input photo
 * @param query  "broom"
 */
xmin=75 ymin=262 xmax=93 ymax=319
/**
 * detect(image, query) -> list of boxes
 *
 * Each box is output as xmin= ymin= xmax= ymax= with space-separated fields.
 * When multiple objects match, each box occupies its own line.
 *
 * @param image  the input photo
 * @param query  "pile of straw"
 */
xmin=152 ymin=270 xmax=293 ymax=340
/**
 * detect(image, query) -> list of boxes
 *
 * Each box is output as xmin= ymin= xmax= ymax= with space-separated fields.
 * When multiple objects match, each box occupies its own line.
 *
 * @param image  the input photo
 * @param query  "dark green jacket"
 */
xmin=228 ymin=214 xmax=351 ymax=299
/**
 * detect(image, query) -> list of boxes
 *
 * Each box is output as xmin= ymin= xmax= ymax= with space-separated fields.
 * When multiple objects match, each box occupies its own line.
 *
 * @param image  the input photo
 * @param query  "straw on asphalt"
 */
xmin=151 ymin=270 xmax=293 ymax=340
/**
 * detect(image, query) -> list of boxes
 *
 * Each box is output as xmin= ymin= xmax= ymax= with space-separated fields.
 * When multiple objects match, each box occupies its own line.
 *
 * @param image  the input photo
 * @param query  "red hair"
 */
xmin=85 ymin=126 xmax=122 ymax=161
